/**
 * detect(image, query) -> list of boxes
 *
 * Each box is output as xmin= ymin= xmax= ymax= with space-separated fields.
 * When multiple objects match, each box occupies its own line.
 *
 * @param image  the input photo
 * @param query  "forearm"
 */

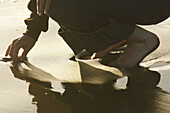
xmin=23 ymin=0 xmax=49 ymax=41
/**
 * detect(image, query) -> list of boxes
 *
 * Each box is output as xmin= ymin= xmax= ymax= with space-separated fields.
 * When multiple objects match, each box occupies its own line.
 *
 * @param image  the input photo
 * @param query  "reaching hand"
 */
xmin=5 ymin=35 xmax=36 ymax=61
xmin=37 ymin=0 xmax=51 ymax=16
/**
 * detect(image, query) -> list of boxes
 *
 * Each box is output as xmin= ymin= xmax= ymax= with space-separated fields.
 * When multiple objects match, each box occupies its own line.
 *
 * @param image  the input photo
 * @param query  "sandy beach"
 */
xmin=0 ymin=0 xmax=170 ymax=113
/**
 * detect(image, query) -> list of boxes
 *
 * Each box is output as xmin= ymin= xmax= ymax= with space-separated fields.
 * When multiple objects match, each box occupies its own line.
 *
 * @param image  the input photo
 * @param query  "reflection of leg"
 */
xmin=109 ymin=26 xmax=160 ymax=68
xmin=127 ymin=66 xmax=161 ymax=88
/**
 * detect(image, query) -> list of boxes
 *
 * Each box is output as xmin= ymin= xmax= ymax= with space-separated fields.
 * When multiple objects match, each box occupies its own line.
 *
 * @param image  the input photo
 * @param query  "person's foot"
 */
xmin=108 ymin=27 xmax=160 ymax=68
xmin=126 ymin=66 xmax=161 ymax=88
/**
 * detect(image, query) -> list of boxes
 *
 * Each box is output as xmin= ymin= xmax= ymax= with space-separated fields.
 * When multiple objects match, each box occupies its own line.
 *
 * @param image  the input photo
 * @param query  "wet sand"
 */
xmin=0 ymin=0 xmax=170 ymax=113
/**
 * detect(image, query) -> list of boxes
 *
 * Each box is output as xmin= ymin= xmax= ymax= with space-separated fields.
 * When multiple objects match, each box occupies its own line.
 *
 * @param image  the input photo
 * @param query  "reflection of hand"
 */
xmin=37 ymin=0 xmax=51 ymax=16
xmin=5 ymin=35 xmax=36 ymax=61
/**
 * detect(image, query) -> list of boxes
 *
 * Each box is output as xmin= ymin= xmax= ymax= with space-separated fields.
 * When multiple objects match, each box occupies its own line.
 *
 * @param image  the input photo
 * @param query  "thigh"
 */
xmin=70 ymin=0 xmax=148 ymax=18
xmin=71 ymin=0 xmax=170 ymax=24
xmin=48 ymin=0 xmax=110 ymax=33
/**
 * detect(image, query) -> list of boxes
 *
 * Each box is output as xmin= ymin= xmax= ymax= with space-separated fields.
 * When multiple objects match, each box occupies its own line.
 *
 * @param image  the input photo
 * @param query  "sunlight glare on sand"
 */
xmin=0 ymin=0 xmax=17 ymax=2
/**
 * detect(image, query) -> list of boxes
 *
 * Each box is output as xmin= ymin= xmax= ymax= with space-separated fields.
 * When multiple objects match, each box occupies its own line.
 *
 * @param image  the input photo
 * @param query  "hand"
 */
xmin=5 ymin=35 xmax=36 ymax=61
xmin=37 ymin=0 xmax=51 ymax=16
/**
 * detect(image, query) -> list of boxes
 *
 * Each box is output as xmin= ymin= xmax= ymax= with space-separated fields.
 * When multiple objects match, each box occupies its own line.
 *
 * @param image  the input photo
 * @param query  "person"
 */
xmin=5 ymin=0 xmax=170 ymax=68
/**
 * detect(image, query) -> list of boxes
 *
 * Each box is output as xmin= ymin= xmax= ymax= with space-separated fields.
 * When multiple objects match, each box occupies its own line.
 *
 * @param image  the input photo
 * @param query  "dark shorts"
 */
xmin=71 ymin=0 xmax=170 ymax=25
xmin=68 ymin=19 xmax=135 ymax=53
xmin=48 ymin=0 xmax=169 ymax=53
xmin=58 ymin=19 xmax=135 ymax=53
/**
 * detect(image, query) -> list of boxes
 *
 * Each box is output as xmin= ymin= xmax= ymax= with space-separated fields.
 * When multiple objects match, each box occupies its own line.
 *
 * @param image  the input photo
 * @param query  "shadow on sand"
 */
xmin=7 ymin=59 xmax=170 ymax=113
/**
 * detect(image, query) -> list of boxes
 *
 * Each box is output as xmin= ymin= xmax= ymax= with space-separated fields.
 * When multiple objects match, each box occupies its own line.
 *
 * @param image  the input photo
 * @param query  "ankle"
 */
xmin=127 ymin=32 xmax=160 ymax=50
xmin=148 ymin=33 xmax=160 ymax=49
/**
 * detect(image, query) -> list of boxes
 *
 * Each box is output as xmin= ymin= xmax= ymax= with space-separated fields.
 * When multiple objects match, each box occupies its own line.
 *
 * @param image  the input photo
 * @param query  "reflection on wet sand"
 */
xmin=9 ymin=61 xmax=170 ymax=113
xmin=29 ymin=83 xmax=163 ymax=113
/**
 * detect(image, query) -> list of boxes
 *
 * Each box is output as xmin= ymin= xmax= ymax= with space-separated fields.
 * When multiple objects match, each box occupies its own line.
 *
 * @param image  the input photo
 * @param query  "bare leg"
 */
xmin=109 ymin=26 xmax=160 ymax=68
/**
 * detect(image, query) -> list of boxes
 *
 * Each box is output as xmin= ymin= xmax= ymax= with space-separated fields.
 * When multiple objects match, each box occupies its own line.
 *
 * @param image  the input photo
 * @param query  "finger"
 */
xmin=44 ymin=0 xmax=51 ymax=14
xmin=9 ymin=39 xmax=18 ymax=58
xmin=5 ymin=44 xmax=12 ymax=56
xmin=12 ymin=43 xmax=21 ymax=61
xmin=9 ymin=44 xmax=14 ymax=58
xmin=37 ymin=0 xmax=40 ymax=15
xmin=40 ymin=0 xmax=46 ymax=15
xmin=37 ymin=0 xmax=43 ymax=15
xmin=21 ymin=47 xmax=31 ymax=60
xmin=37 ymin=0 xmax=46 ymax=15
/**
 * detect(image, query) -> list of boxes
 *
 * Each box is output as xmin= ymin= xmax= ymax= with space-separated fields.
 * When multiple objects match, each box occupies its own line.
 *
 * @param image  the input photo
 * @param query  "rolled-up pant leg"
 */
xmin=58 ymin=27 xmax=84 ymax=55
xmin=48 ymin=0 xmax=135 ymax=53
xmin=69 ymin=19 xmax=135 ymax=53
xmin=48 ymin=0 xmax=111 ymax=53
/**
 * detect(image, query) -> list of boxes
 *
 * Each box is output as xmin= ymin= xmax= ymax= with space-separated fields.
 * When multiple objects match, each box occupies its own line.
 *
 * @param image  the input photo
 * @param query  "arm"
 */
xmin=23 ymin=0 xmax=49 ymax=41
xmin=5 ymin=0 xmax=50 ymax=61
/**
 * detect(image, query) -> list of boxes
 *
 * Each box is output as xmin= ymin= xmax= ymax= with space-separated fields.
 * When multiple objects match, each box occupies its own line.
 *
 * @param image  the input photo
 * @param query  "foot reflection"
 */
xmin=9 ymin=61 xmax=164 ymax=113
xmin=28 ymin=82 xmax=162 ymax=113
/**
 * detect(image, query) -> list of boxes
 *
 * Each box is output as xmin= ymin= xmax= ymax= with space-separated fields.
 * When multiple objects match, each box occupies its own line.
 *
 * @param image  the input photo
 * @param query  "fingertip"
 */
xmin=45 ymin=0 xmax=51 ymax=14
xmin=37 ymin=10 xmax=42 ymax=16
xmin=44 ymin=10 xmax=47 ymax=14
xmin=5 ymin=45 xmax=12 ymax=57
xmin=5 ymin=51 xmax=8 ymax=56
xmin=5 ymin=51 xmax=9 ymax=56
xmin=5 ymin=53 xmax=8 ymax=57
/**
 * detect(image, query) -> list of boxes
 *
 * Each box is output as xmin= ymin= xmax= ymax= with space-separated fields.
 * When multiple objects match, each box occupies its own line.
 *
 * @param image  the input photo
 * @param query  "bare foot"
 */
xmin=108 ymin=26 xmax=160 ymax=68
